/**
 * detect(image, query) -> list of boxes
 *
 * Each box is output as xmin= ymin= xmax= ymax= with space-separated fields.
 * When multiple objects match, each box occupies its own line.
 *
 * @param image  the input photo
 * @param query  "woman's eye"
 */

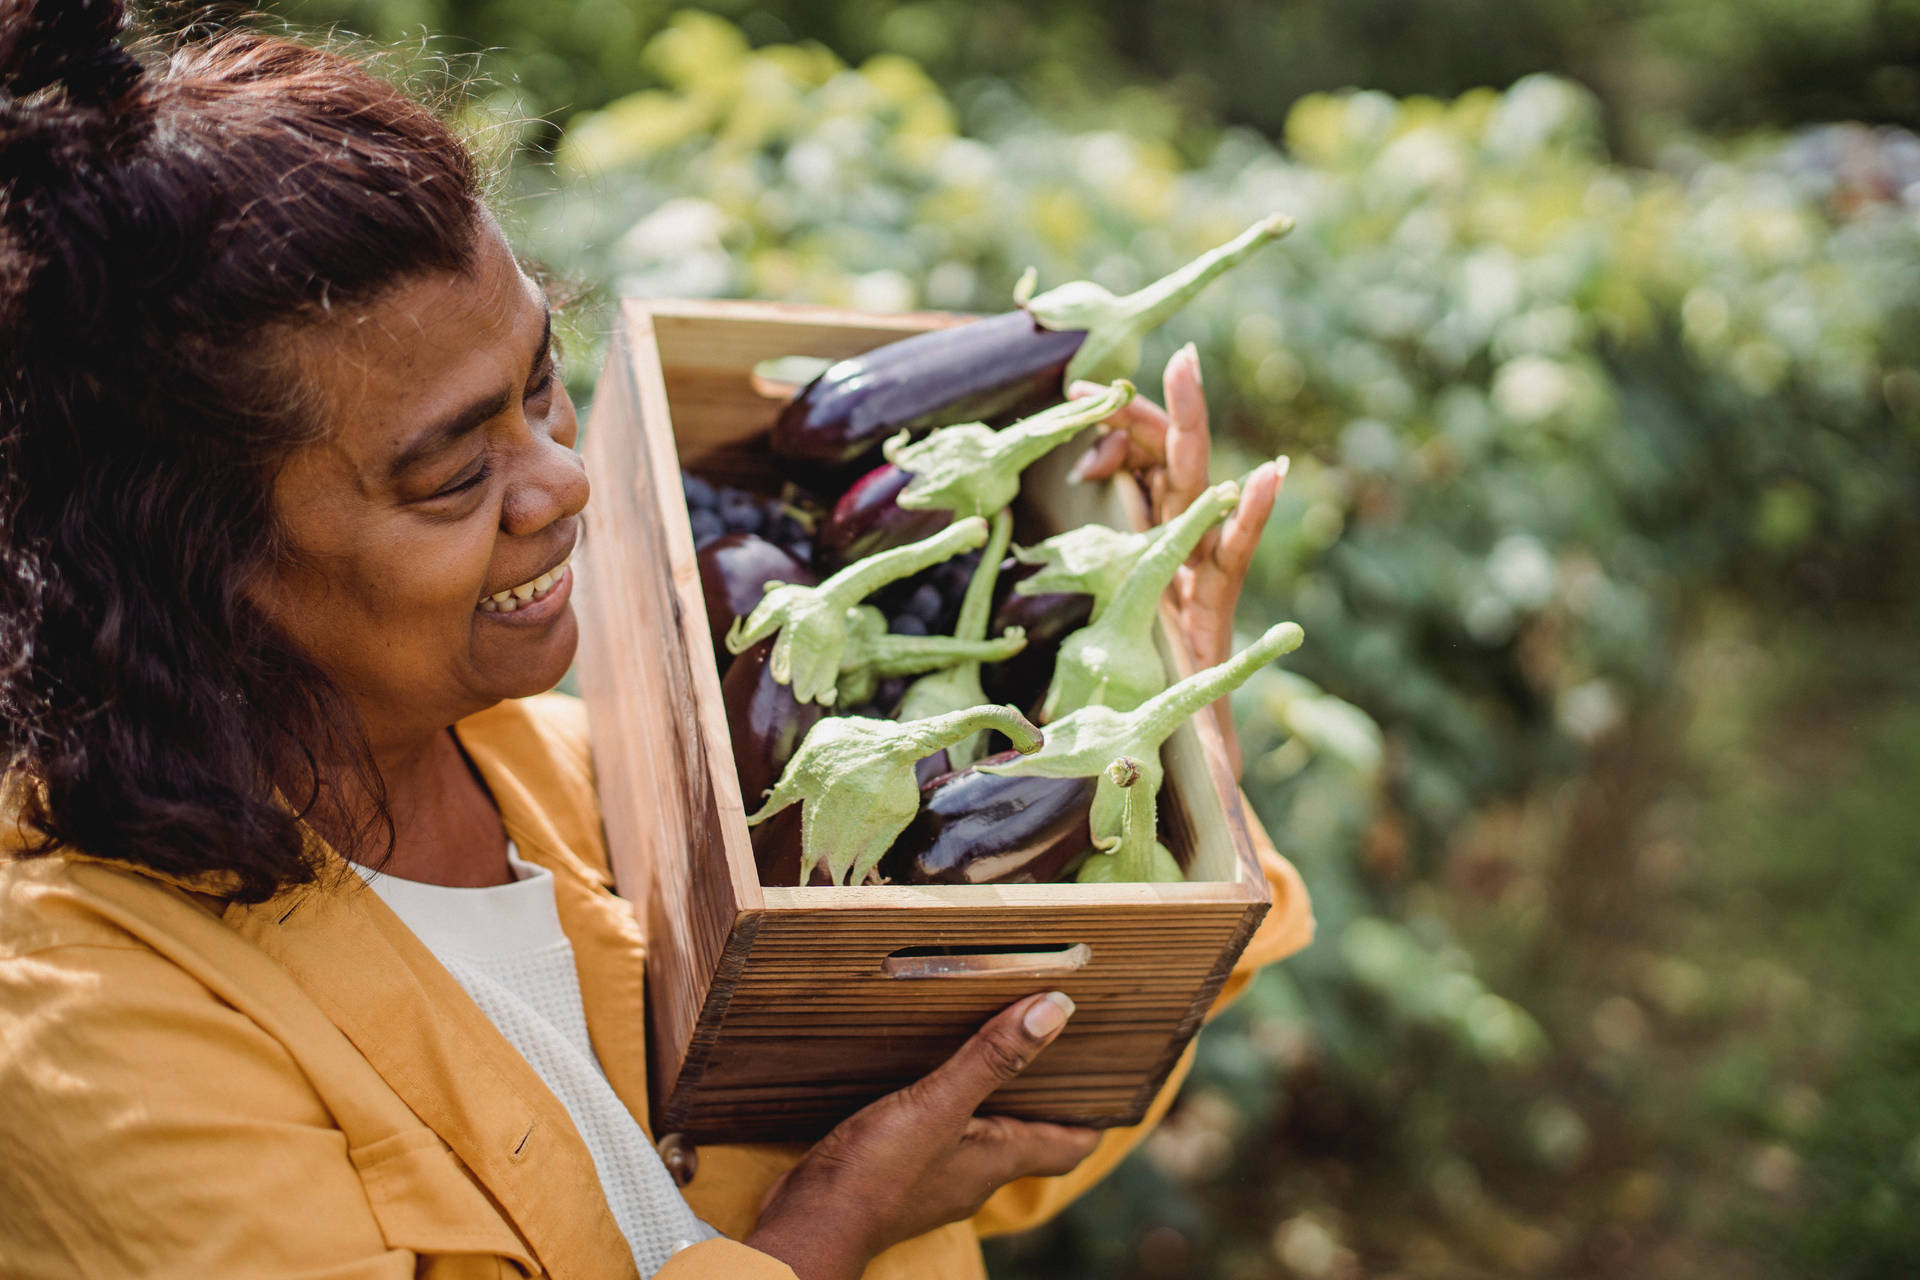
xmin=528 ymin=364 xmax=558 ymax=402
xmin=434 ymin=460 xmax=491 ymax=499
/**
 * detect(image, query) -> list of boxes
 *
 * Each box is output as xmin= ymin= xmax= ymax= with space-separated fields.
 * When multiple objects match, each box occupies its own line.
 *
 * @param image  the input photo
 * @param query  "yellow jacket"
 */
xmin=0 ymin=694 xmax=1311 ymax=1279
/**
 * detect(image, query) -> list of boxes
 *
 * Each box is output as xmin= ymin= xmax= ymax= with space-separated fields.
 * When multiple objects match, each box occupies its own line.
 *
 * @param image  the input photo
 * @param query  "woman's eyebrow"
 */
xmin=386 ymin=307 xmax=553 ymax=481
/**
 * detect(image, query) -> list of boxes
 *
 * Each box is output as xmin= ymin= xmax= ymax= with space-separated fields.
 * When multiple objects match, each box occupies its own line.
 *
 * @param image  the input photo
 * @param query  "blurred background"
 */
xmin=239 ymin=0 xmax=1919 ymax=1274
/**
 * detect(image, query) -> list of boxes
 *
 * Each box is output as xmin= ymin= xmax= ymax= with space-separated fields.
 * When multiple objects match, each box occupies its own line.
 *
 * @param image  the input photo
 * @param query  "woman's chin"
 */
xmin=470 ymin=597 xmax=581 ymax=703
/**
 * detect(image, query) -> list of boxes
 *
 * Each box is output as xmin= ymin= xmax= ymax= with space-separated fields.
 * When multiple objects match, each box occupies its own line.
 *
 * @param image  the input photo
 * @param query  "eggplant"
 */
xmin=814 ymin=382 xmax=1133 ymax=568
xmin=746 ymin=705 xmax=1042 ymax=887
xmin=722 ymin=637 xmax=825 ymax=813
xmin=881 ymin=751 xmax=1098 ymax=885
xmin=1075 ymin=756 xmax=1182 ymax=884
xmin=728 ymin=517 xmax=990 ymax=706
xmin=1038 ymin=479 xmax=1241 ymax=722
xmin=980 ymin=561 xmax=1093 ymax=712
xmin=816 ymin=463 xmax=951 ymax=570
xmin=984 ymin=620 xmax=1306 ymax=846
xmin=770 ymin=216 xmax=1292 ymax=468
xmin=698 ymin=534 xmax=814 ymax=667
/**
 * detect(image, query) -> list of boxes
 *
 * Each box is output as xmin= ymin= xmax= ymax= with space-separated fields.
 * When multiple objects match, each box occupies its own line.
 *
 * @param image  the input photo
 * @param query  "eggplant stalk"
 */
xmin=1076 ymin=756 xmax=1182 ymax=884
xmin=1018 ymin=215 xmax=1293 ymax=386
xmin=884 ymin=380 xmax=1135 ymax=521
xmin=1039 ymin=479 xmax=1241 ymax=721
xmin=726 ymin=517 xmax=988 ymax=706
xmin=985 ymin=619 xmax=1305 ymax=843
xmin=894 ymin=509 xmax=1016 ymax=768
xmin=747 ymin=704 xmax=1043 ymax=887
xmin=835 ymin=600 xmax=1026 ymax=707
xmin=1011 ymin=523 xmax=1155 ymax=623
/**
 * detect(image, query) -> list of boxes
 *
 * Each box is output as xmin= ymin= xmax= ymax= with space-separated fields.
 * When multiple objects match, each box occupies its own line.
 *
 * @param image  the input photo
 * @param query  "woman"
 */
xmin=0 ymin=2 xmax=1309 ymax=1277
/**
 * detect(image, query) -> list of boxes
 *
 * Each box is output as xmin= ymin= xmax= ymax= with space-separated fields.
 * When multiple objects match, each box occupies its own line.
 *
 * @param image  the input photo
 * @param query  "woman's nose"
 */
xmin=501 ymin=419 xmax=590 ymax=537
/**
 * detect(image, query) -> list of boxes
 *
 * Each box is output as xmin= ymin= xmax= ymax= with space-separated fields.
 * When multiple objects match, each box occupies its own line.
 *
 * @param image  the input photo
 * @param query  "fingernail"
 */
xmin=1182 ymin=342 xmax=1203 ymax=385
xmin=1273 ymin=455 xmax=1290 ymax=479
xmin=1067 ymin=380 xmax=1101 ymax=398
xmin=1024 ymin=991 xmax=1075 ymax=1039
xmin=1067 ymin=453 xmax=1094 ymax=484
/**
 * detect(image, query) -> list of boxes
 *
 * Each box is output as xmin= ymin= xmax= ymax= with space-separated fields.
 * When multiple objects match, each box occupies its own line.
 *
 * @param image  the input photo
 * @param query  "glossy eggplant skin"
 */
xmin=980 ymin=562 xmax=1094 ymax=713
xmin=815 ymin=463 xmax=954 ymax=571
xmin=722 ymin=637 xmax=824 ymax=815
xmin=880 ymin=751 xmax=1098 ymax=886
xmin=771 ymin=311 xmax=1085 ymax=468
xmin=698 ymin=534 xmax=815 ymax=666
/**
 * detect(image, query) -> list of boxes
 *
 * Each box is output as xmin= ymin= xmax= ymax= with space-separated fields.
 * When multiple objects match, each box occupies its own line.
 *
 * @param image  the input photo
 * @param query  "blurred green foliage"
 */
xmin=252 ymin=0 xmax=1920 ymax=1274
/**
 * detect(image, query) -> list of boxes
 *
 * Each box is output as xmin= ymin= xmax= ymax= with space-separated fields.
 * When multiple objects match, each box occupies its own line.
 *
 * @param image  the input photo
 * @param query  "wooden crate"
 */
xmin=575 ymin=298 xmax=1271 ymax=1143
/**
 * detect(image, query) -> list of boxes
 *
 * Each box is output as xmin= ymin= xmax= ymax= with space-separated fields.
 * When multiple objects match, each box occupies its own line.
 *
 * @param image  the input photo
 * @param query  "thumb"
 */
xmin=914 ymin=992 xmax=1076 ymax=1121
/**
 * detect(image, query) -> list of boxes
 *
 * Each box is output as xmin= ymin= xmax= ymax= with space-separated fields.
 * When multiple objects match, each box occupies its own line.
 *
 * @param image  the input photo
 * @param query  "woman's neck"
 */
xmin=345 ymin=726 xmax=513 ymax=887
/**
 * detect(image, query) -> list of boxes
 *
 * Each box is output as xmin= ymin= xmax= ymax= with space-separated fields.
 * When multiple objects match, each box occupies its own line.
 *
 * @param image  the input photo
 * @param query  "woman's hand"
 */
xmin=1066 ymin=343 xmax=1285 ymax=777
xmin=745 ymin=992 xmax=1098 ymax=1280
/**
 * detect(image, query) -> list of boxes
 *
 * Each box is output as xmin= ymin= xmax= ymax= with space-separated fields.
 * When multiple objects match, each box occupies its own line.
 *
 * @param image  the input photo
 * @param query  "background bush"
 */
xmin=265 ymin=1 xmax=1920 ymax=1273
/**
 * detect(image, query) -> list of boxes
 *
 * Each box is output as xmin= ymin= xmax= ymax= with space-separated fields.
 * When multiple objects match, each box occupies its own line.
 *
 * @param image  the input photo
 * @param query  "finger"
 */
xmin=1212 ymin=457 xmax=1286 ymax=578
xmin=962 ymin=1116 xmax=1104 ymax=1180
xmin=1070 ymin=379 xmax=1169 ymax=471
xmin=1067 ymin=426 xmax=1132 ymax=483
xmin=911 ymin=992 xmax=1075 ymax=1122
xmin=1161 ymin=344 xmax=1211 ymax=520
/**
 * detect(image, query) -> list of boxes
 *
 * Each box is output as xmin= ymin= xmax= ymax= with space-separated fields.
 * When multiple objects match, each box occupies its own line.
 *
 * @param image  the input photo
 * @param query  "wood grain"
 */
xmin=576 ymin=299 xmax=1274 ymax=1143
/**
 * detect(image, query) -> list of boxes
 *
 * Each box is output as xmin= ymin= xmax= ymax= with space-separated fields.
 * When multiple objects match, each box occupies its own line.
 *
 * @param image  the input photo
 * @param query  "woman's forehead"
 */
xmin=291 ymin=227 xmax=542 ymax=478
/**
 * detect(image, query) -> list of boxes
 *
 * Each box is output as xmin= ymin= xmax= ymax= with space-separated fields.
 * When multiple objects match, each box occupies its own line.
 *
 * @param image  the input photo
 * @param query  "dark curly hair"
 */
xmin=1 ymin=0 xmax=483 ymax=902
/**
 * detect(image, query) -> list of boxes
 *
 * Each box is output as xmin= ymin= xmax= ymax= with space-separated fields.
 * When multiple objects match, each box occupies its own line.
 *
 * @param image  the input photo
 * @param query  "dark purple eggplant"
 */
xmin=815 ymin=463 xmax=953 ymax=570
xmin=769 ymin=217 xmax=1290 ymax=468
xmin=980 ymin=561 xmax=1094 ymax=713
xmin=722 ymin=637 xmax=824 ymax=812
xmin=773 ymin=312 xmax=1081 ymax=467
xmin=698 ymin=533 xmax=815 ymax=667
xmin=880 ymin=750 xmax=1098 ymax=886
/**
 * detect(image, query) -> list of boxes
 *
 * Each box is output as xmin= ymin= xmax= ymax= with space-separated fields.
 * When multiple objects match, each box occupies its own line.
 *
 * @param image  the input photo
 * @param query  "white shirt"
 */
xmin=352 ymin=847 xmax=718 ymax=1276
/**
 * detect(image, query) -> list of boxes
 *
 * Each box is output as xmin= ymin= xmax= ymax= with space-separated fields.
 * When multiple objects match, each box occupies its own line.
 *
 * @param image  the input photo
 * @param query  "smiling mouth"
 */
xmin=477 ymin=548 xmax=574 ymax=614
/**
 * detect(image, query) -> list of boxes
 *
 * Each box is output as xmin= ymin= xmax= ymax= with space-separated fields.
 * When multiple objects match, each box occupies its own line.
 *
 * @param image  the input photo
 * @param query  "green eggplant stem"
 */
xmin=744 ymin=702 xmax=1041 ymax=886
xmin=1076 ymin=756 xmax=1182 ymax=884
xmin=958 ymin=508 xmax=1014 ymax=642
xmin=1039 ymin=479 xmax=1241 ymax=721
xmin=887 ymin=381 xmax=1134 ymax=520
xmin=1024 ymin=215 xmax=1293 ymax=386
xmin=819 ymin=515 xmax=990 ymax=612
xmin=725 ymin=517 xmax=990 ymax=706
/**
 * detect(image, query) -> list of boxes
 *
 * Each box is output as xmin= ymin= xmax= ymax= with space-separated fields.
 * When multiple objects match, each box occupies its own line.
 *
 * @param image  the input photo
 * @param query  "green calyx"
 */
xmin=883 ymin=380 xmax=1134 ymax=521
xmin=1076 ymin=756 xmax=1182 ymax=884
xmin=836 ymin=602 xmax=1026 ymax=707
xmin=894 ymin=510 xmax=1016 ymax=768
xmin=726 ymin=516 xmax=989 ymax=706
xmin=1039 ymin=479 xmax=1241 ymax=722
xmin=984 ymin=619 xmax=1305 ymax=843
xmin=746 ymin=703 xmax=1043 ymax=886
xmin=1013 ymin=523 xmax=1155 ymax=619
xmin=1016 ymin=215 xmax=1292 ymax=386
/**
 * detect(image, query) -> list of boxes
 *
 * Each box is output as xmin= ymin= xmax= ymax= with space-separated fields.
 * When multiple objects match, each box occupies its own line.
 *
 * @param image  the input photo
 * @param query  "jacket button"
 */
xmin=656 ymin=1132 xmax=699 ymax=1187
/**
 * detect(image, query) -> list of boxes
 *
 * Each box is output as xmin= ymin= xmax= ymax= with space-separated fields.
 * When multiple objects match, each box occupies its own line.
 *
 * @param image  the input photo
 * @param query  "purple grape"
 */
xmin=889 ymin=614 xmax=929 ymax=637
xmin=689 ymin=508 xmax=725 ymax=548
xmin=904 ymin=583 xmax=945 ymax=623
xmin=682 ymin=473 xmax=716 ymax=509
xmin=718 ymin=491 xmax=765 ymax=535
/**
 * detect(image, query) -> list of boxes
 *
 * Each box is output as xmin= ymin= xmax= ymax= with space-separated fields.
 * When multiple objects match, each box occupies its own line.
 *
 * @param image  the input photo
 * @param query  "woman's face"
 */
xmin=256 ymin=218 xmax=589 ymax=747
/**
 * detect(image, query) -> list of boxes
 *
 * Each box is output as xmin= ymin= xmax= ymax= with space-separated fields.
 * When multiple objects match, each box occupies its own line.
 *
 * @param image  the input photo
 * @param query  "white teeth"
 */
xmin=479 ymin=551 xmax=571 ymax=612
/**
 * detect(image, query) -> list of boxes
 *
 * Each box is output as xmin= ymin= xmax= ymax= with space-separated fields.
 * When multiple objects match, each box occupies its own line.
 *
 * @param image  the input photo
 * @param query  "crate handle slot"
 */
xmin=881 ymin=943 xmax=1092 ymax=980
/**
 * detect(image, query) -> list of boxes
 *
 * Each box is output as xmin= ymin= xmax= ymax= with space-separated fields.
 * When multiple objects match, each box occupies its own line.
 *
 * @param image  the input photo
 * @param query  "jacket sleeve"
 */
xmin=0 ymin=939 xmax=417 ymax=1280
xmin=968 ymin=796 xmax=1312 ymax=1238
xmin=655 ymin=1239 xmax=798 ymax=1279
